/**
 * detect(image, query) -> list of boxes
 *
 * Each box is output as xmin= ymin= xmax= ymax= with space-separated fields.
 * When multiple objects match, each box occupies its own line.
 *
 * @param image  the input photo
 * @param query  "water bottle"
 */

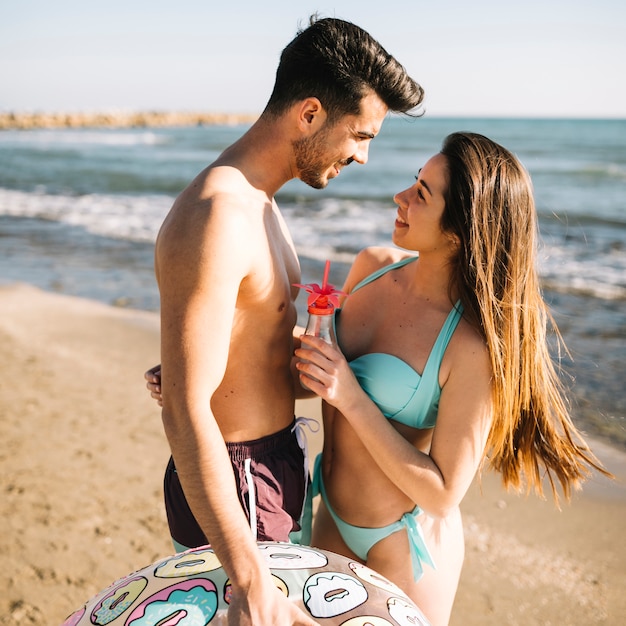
xmin=294 ymin=259 xmax=343 ymax=389
xmin=300 ymin=303 xmax=337 ymax=390
xmin=303 ymin=303 xmax=337 ymax=347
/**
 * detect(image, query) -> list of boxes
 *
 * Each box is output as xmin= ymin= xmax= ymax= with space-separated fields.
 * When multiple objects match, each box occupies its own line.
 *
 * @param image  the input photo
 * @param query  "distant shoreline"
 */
xmin=0 ymin=110 xmax=259 ymax=130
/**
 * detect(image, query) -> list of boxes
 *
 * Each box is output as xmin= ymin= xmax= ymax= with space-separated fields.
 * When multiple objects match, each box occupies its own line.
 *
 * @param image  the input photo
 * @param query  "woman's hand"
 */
xmin=294 ymin=335 xmax=365 ymax=415
xmin=144 ymin=364 xmax=163 ymax=406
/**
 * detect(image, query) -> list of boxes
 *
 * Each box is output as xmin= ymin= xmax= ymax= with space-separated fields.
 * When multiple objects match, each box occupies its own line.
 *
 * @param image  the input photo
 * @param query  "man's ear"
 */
xmin=296 ymin=97 xmax=327 ymax=133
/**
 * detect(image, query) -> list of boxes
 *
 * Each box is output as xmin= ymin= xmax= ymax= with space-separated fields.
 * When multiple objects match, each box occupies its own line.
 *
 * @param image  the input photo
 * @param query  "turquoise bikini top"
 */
xmin=336 ymin=256 xmax=463 ymax=430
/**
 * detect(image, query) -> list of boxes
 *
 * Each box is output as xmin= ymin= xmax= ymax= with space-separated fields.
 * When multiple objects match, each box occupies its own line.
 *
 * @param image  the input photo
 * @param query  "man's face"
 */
xmin=294 ymin=92 xmax=388 ymax=189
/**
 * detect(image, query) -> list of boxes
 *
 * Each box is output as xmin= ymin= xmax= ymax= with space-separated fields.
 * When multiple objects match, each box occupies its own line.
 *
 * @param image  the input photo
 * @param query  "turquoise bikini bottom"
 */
xmin=312 ymin=454 xmax=435 ymax=581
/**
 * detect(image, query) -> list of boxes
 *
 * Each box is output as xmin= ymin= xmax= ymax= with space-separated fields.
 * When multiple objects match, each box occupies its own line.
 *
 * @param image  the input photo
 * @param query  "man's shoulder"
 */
xmin=160 ymin=167 xmax=268 ymax=239
xmin=179 ymin=165 xmax=266 ymax=214
xmin=156 ymin=175 xmax=263 ymax=264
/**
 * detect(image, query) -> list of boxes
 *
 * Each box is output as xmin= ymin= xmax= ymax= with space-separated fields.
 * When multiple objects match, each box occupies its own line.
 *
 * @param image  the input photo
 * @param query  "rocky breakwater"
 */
xmin=0 ymin=110 xmax=259 ymax=130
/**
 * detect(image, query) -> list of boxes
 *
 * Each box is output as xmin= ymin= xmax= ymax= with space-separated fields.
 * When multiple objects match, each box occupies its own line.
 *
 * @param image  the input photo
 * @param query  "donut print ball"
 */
xmin=61 ymin=541 xmax=430 ymax=625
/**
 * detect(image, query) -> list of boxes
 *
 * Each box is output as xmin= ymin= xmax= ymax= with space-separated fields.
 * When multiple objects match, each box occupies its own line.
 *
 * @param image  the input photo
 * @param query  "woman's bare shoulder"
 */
xmin=346 ymin=247 xmax=416 ymax=288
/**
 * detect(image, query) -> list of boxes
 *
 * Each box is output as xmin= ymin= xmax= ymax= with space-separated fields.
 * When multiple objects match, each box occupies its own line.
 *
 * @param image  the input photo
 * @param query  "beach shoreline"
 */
xmin=1 ymin=283 xmax=624 ymax=625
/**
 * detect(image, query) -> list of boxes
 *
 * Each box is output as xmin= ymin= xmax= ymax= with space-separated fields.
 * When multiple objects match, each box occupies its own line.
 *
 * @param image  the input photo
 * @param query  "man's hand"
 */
xmin=144 ymin=364 xmax=163 ymax=406
xmin=228 ymin=578 xmax=319 ymax=626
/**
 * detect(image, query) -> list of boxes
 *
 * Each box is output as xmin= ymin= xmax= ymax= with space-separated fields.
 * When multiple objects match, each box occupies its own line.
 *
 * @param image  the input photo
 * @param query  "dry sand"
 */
xmin=1 ymin=284 xmax=624 ymax=625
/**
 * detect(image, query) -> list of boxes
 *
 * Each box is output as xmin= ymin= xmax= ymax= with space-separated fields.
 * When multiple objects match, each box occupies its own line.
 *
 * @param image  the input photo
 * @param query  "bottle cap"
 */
xmin=308 ymin=301 xmax=335 ymax=315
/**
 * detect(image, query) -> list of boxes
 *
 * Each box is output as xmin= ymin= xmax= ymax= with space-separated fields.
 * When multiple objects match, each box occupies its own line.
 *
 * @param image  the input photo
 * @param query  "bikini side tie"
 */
xmin=401 ymin=508 xmax=436 ymax=581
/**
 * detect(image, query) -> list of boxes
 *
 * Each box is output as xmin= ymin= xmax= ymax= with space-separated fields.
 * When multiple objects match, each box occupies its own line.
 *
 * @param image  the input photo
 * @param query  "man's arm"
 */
xmin=157 ymin=198 xmax=316 ymax=625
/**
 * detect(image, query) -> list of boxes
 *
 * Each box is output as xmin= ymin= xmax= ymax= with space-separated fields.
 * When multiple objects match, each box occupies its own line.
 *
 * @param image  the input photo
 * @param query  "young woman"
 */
xmin=295 ymin=132 xmax=609 ymax=626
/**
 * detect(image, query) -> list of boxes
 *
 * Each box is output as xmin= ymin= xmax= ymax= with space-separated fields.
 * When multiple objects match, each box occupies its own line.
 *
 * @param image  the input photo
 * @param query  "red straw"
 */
xmin=322 ymin=260 xmax=330 ymax=291
xmin=292 ymin=259 xmax=347 ymax=310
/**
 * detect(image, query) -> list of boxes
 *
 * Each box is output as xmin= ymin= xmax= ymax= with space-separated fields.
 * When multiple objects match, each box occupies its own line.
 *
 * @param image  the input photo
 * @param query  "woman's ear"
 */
xmin=448 ymin=232 xmax=461 ymax=248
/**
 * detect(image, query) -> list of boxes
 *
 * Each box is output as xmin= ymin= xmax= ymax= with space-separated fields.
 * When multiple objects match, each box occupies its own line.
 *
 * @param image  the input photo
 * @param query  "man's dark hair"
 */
xmin=263 ymin=16 xmax=424 ymax=122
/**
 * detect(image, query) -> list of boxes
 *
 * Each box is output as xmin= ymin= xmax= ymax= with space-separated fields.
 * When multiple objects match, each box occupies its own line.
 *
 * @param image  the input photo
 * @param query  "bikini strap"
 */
xmin=350 ymin=256 xmax=418 ymax=294
xmin=431 ymin=301 xmax=463 ymax=359
xmin=420 ymin=300 xmax=463 ymax=379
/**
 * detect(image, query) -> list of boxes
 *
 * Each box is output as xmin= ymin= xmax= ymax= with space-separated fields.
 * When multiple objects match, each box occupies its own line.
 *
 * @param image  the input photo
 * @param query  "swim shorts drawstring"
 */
xmin=291 ymin=416 xmax=320 ymax=541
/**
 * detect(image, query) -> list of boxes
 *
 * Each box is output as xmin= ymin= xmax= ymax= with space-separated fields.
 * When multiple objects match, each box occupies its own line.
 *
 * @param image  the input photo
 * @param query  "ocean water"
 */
xmin=1 ymin=117 xmax=624 ymax=448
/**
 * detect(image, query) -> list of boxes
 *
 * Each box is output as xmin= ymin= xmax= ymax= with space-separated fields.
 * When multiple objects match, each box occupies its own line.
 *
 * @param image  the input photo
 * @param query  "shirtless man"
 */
xmin=148 ymin=16 xmax=424 ymax=624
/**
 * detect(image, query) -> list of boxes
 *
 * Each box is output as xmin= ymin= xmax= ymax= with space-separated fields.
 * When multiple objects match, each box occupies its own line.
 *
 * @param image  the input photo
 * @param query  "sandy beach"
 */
xmin=1 ymin=283 xmax=624 ymax=625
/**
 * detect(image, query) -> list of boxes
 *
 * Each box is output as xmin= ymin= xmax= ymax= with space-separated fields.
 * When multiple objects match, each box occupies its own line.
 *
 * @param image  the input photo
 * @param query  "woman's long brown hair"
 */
xmin=440 ymin=132 xmax=611 ymax=503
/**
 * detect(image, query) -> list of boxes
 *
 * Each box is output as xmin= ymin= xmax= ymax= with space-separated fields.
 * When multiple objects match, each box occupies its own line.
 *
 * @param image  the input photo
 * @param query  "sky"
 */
xmin=1 ymin=0 xmax=625 ymax=118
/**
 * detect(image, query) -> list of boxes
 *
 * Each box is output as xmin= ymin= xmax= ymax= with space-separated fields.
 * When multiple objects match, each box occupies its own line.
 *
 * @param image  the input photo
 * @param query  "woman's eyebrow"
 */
xmin=416 ymin=169 xmax=432 ymax=196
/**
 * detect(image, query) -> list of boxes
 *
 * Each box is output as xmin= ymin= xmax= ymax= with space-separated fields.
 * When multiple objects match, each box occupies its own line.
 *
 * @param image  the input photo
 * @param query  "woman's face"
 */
xmin=391 ymin=153 xmax=453 ymax=255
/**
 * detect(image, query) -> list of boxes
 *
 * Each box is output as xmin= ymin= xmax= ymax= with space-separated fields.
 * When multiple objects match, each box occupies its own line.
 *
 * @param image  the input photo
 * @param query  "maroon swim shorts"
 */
xmin=164 ymin=419 xmax=308 ymax=549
